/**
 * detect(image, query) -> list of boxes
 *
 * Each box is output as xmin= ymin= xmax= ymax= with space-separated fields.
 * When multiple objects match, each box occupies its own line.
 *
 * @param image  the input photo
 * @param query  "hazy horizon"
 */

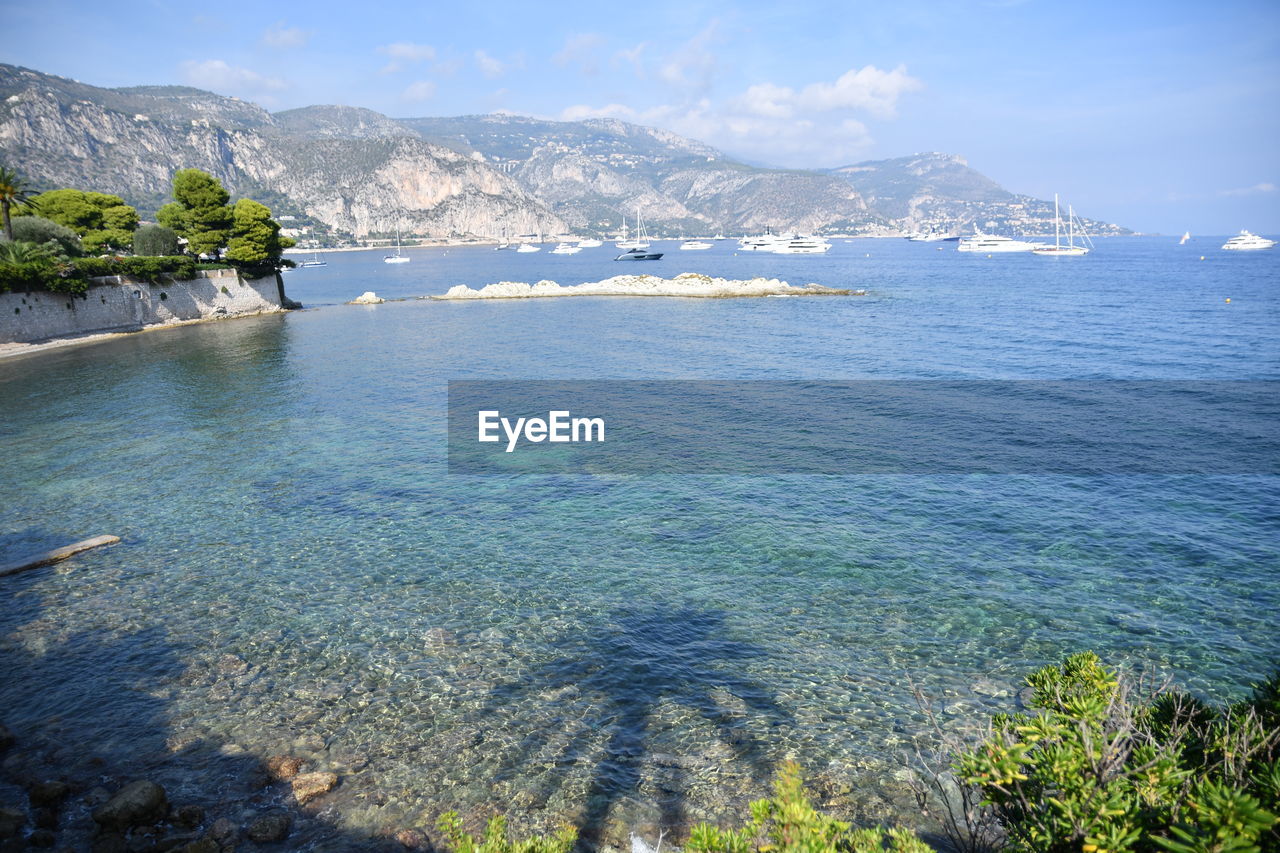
xmin=6 ymin=0 xmax=1278 ymax=234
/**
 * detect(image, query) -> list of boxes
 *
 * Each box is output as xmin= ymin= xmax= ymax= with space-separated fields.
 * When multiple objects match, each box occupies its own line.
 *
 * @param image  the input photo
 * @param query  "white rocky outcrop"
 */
xmin=349 ymin=291 xmax=385 ymax=304
xmin=435 ymin=273 xmax=854 ymax=300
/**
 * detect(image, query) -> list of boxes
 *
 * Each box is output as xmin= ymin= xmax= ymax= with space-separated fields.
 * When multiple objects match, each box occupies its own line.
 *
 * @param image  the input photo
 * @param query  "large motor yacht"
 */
xmin=957 ymin=229 xmax=1047 ymax=253
xmin=1222 ymin=231 xmax=1277 ymax=251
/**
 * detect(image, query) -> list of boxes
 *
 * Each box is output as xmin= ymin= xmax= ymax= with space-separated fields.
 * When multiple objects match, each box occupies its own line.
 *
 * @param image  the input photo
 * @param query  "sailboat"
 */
xmin=298 ymin=253 xmax=327 ymax=267
xmin=1179 ymin=231 xmax=1191 ymax=245
xmin=615 ymin=208 xmax=662 ymax=260
xmin=383 ymin=220 xmax=410 ymax=264
xmin=615 ymin=210 xmax=649 ymax=250
xmin=1033 ymin=194 xmax=1091 ymax=256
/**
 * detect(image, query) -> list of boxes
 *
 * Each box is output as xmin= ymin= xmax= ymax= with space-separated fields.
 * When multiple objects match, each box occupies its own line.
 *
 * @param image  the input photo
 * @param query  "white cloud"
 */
xmin=1219 ymin=182 xmax=1277 ymax=197
xmin=654 ymin=22 xmax=720 ymax=94
xmin=553 ymin=33 xmax=605 ymax=74
xmin=560 ymin=64 xmax=920 ymax=167
xmin=378 ymin=42 xmax=435 ymax=74
xmin=475 ymin=50 xmax=505 ymax=78
xmin=734 ymin=65 xmax=923 ymax=120
xmin=614 ymin=42 xmax=648 ymax=73
xmin=402 ymin=80 xmax=437 ymax=102
xmin=180 ymin=60 xmax=286 ymax=93
xmin=262 ymin=21 xmax=309 ymax=49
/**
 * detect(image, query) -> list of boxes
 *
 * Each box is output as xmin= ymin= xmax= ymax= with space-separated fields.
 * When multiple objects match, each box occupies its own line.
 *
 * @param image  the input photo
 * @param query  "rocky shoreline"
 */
xmin=434 ymin=273 xmax=861 ymax=300
xmin=0 ymin=718 xmax=427 ymax=852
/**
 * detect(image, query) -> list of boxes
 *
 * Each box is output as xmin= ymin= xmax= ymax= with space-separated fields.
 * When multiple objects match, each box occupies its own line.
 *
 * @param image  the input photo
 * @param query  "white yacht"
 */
xmin=679 ymin=240 xmax=713 ymax=251
xmin=516 ymin=243 xmax=541 ymax=253
xmin=738 ymin=233 xmax=788 ymax=252
xmin=957 ymin=228 xmax=1047 ymax=253
xmin=773 ymin=235 xmax=832 ymax=254
xmin=1033 ymin=195 xmax=1092 ymax=256
xmin=575 ymin=238 xmax=602 ymax=248
xmin=550 ymin=242 xmax=581 ymax=254
xmin=1222 ymin=231 xmax=1277 ymax=251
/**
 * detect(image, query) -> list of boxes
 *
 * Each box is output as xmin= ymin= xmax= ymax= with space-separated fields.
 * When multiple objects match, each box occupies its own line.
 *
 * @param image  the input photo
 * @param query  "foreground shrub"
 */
xmin=437 ymin=811 xmax=576 ymax=853
xmin=684 ymin=762 xmax=931 ymax=853
xmin=954 ymin=652 xmax=1279 ymax=853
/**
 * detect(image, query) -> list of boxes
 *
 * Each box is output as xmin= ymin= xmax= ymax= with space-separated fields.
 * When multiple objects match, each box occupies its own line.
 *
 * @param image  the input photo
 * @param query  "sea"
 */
xmin=1 ymin=236 xmax=1277 ymax=848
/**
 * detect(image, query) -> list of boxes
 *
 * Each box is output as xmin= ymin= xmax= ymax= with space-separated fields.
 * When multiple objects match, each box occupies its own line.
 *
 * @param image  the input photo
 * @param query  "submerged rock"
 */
xmin=0 ymin=806 xmax=25 ymax=838
xmin=291 ymin=771 xmax=338 ymax=805
xmin=92 ymin=780 xmax=167 ymax=832
xmin=27 ymin=780 xmax=69 ymax=808
xmin=246 ymin=810 xmax=292 ymax=843
xmin=265 ymin=755 xmax=305 ymax=781
xmin=395 ymin=828 xmax=429 ymax=849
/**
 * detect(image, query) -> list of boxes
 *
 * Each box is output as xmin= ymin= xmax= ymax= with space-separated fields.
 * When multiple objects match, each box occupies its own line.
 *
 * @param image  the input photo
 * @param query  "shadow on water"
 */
xmin=0 ymin=548 xmax=424 ymax=852
xmin=479 ymin=606 xmax=790 ymax=848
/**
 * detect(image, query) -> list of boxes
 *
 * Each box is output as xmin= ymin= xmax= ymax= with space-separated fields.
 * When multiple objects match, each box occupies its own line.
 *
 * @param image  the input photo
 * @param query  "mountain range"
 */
xmin=0 ymin=63 xmax=1130 ymax=244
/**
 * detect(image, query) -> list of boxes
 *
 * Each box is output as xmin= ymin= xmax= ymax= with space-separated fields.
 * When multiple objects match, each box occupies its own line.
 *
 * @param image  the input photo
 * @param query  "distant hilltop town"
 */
xmin=0 ymin=64 xmax=1131 ymax=245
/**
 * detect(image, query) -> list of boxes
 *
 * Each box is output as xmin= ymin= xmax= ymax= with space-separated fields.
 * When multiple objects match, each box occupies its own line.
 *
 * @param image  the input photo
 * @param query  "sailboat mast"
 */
xmin=1054 ymin=193 xmax=1061 ymax=249
xmin=1068 ymin=204 xmax=1074 ymax=249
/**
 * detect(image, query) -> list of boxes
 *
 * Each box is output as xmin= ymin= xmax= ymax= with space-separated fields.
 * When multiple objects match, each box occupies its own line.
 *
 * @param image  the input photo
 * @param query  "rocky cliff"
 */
xmin=1 ymin=64 xmax=1129 ymax=241
xmin=0 ymin=66 xmax=564 ymax=240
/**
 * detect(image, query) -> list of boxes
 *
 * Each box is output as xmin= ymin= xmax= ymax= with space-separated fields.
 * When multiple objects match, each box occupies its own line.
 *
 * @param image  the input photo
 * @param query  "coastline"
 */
xmin=0 ymin=310 xmax=293 ymax=362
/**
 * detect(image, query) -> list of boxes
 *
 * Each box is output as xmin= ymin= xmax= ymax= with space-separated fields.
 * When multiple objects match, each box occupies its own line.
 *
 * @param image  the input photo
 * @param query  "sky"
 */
xmin=5 ymin=0 xmax=1280 ymax=234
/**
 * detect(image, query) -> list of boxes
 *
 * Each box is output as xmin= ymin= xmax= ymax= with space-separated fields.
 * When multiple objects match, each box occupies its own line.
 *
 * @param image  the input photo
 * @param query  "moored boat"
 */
xmin=1222 ymin=231 xmax=1277 ymax=251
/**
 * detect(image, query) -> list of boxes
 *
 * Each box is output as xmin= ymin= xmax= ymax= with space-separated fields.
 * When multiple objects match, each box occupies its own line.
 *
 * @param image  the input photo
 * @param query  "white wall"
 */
xmin=0 ymin=269 xmax=287 ymax=344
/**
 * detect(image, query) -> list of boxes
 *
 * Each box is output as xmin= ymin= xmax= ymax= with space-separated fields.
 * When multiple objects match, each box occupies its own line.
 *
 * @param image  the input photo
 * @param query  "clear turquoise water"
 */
xmin=1 ymin=237 xmax=1277 ymax=845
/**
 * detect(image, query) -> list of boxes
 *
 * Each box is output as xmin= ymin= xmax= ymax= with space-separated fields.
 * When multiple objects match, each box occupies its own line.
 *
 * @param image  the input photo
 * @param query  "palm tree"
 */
xmin=0 ymin=165 xmax=38 ymax=241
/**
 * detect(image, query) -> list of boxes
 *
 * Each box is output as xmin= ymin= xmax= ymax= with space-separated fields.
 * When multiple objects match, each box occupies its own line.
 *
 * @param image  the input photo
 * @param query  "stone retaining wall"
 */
xmin=0 ymin=269 xmax=287 ymax=344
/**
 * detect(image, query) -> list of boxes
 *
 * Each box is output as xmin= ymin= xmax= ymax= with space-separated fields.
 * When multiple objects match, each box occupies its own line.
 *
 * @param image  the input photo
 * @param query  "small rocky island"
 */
xmin=434 ymin=273 xmax=860 ymax=300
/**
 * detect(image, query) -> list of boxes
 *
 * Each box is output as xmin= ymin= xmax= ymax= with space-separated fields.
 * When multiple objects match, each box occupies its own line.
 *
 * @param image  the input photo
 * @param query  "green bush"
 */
xmin=10 ymin=216 xmax=82 ymax=257
xmin=685 ymin=762 xmax=931 ymax=852
xmin=132 ymin=223 xmax=181 ymax=256
xmin=436 ymin=812 xmax=576 ymax=853
xmin=0 ymin=254 xmax=202 ymax=294
xmin=954 ymin=652 xmax=1279 ymax=853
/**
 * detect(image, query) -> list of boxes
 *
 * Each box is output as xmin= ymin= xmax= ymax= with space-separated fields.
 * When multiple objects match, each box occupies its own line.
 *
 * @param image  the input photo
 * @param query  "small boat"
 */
xmin=614 ymin=248 xmax=663 ymax=261
xmin=383 ymin=221 xmax=410 ymax=264
xmin=516 ymin=243 xmax=541 ymax=253
xmin=679 ymin=240 xmax=712 ymax=251
xmin=550 ymin=243 xmax=582 ymax=254
xmin=1033 ymin=194 xmax=1092 ymax=256
xmin=1222 ymin=230 xmax=1277 ymax=251
xmin=576 ymin=238 xmax=602 ymax=248
xmin=298 ymin=254 xmax=327 ymax=267
xmin=1179 ymin=231 xmax=1191 ymax=245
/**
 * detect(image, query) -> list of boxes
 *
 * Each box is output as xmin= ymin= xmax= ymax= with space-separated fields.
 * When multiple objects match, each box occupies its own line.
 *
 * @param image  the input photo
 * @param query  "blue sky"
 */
xmin=6 ymin=0 xmax=1279 ymax=233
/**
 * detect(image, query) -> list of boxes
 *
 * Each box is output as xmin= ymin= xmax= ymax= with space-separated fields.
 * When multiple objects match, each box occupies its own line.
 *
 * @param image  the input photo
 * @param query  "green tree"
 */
xmin=225 ymin=198 xmax=294 ymax=269
xmin=132 ymin=223 xmax=181 ymax=257
xmin=160 ymin=169 xmax=232 ymax=257
xmin=9 ymin=216 xmax=82 ymax=257
xmin=0 ymin=166 xmax=38 ymax=241
xmin=21 ymin=189 xmax=138 ymax=252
